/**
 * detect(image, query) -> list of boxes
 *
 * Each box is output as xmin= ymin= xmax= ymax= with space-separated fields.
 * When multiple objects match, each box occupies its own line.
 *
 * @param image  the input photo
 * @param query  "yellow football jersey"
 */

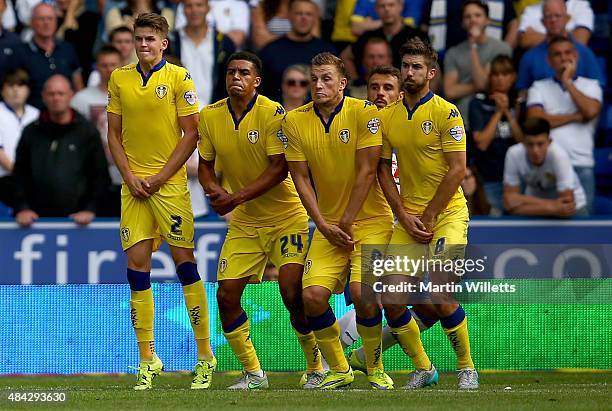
xmin=107 ymin=59 xmax=199 ymax=185
xmin=198 ymin=93 xmax=306 ymax=226
xmin=380 ymin=91 xmax=467 ymax=215
xmin=283 ymin=96 xmax=392 ymax=224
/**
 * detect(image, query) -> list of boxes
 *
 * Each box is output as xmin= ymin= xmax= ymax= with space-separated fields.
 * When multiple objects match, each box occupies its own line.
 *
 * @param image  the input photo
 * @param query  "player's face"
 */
xmin=134 ymin=27 xmax=168 ymax=66
xmin=525 ymin=134 xmax=551 ymax=166
xmin=401 ymin=55 xmax=434 ymax=95
xmin=226 ymin=59 xmax=261 ymax=97
xmin=111 ymin=32 xmax=135 ymax=61
xmin=310 ymin=64 xmax=346 ymax=106
xmin=97 ymin=53 xmax=122 ymax=84
xmin=367 ymin=73 xmax=401 ymax=109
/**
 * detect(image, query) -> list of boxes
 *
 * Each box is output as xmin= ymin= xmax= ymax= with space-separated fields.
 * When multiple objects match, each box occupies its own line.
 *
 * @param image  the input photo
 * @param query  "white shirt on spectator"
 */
xmin=0 ymin=101 xmax=39 ymax=177
xmin=518 ymin=0 xmax=594 ymax=34
xmin=178 ymin=26 xmax=214 ymax=109
xmin=504 ymin=142 xmax=586 ymax=209
xmin=527 ymin=76 xmax=602 ymax=167
xmin=175 ymin=0 xmax=250 ymax=35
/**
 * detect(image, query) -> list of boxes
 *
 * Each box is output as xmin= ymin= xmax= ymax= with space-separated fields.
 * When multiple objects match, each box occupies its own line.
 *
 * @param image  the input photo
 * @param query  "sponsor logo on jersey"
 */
xmin=447 ymin=108 xmax=460 ymax=119
xmin=364 ymin=100 xmax=374 ymax=107
xmin=421 ymin=120 xmax=433 ymax=135
xmin=184 ymin=71 xmax=192 ymax=81
xmin=434 ymin=237 xmax=446 ymax=255
xmin=247 ymin=130 xmax=259 ymax=144
xmin=274 ymin=105 xmax=286 ymax=116
xmin=339 ymin=129 xmax=350 ymax=143
xmin=367 ymin=118 xmax=380 ymax=134
xmin=184 ymin=90 xmax=197 ymax=106
xmin=449 ymin=125 xmax=464 ymax=141
xmin=155 ymin=84 xmax=168 ymax=99
xmin=277 ymin=129 xmax=288 ymax=149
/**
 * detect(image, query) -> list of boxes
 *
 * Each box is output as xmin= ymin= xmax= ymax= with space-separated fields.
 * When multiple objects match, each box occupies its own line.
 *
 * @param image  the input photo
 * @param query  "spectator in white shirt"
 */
xmin=518 ymin=0 xmax=593 ymax=49
xmin=0 ymin=69 xmax=39 ymax=177
xmin=71 ymin=45 xmax=123 ymax=186
xmin=526 ymin=35 xmax=602 ymax=213
xmin=503 ymin=117 xmax=587 ymax=217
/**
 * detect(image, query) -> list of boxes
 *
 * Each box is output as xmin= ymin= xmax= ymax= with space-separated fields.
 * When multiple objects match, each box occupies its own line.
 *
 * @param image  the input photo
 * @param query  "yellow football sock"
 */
xmin=131 ymin=288 xmax=154 ymax=343
xmin=389 ymin=314 xmax=431 ymax=371
xmin=224 ymin=317 xmax=260 ymax=373
xmin=293 ymin=328 xmax=324 ymax=373
xmin=182 ymin=280 xmax=213 ymax=360
xmin=312 ymin=321 xmax=349 ymax=372
xmin=356 ymin=321 xmax=383 ymax=374
xmin=443 ymin=318 xmax=474 ymax=369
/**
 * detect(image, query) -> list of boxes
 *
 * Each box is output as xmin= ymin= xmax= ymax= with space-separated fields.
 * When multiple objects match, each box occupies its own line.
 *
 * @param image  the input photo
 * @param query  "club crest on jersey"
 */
xmin=155 ymin=84 xmax=168 ymax=99
xmin=367 ymin=118 xmax=380 ymax=134
xmin=304 ymin=260 xmax=312 ymax=274
xmin=247 ymin=130 xmax=259 ymax=144
xmin=219 ymin=258 xmax=228 ymax=273
xmin=449 ymin=125 xmax=464 ymax=141
xmin=120 ymin=227 xmax=130 ymax=242
xmin=421 ymin=120 xmax=433 ymax=135
xmin=339 ymin=129 xmax=350 ymax=143
xmin=184 ymin=90 xmax=197 ymax=106
xmin=277 ymin=129 xmax=288 ymax=149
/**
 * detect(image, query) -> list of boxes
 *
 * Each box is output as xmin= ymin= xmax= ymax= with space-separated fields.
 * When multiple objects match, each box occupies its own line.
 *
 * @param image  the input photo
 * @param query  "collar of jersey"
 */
xmin=403 ymin=90 xmax=433 ymax=120
xmin=227 ymin=93 xmax=259 ymax=130
xmin=313 ymin=96 xmax=345 ymax=133
xmin=136 ymin=58 xmax=166 ymax=87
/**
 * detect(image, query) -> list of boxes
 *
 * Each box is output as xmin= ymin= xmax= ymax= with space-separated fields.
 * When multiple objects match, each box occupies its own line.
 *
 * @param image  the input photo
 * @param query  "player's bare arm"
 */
xmin=288 ymin=160 xmax=353 ymax=249
xmin=144 ymin=112 xmax=199 ymax=194
xmin=197 ymin=156 xmax=228 ymax=212
xmin=377 ymin=158 xmax=432 ymax=243
xmin=421 ymin=150 xmax=466 ymax=232
xmin=338 ymin=145 xmax=381 ymax=239
xmin=107 ymin=112 xmax=150 ymax=199
xmin=209 ymin=154 xmax=289 ymax=216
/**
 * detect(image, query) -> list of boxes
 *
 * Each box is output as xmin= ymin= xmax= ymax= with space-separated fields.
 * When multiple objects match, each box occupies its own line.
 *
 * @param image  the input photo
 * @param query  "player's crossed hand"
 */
xmin=399 ymin=214 xmax=433 ymax=243
xmin=125 ymin=174 xmax=151 ymax=199
xmin=207 ymin=187 xmax=237 ymax=216
xmin=320 ymin=223 xmax=355 ymax=251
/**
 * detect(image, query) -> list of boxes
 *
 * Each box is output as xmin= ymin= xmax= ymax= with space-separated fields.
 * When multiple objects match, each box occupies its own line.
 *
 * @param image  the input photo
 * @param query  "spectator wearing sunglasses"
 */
xmin=281 ymin=64 xmax=310 ymax=111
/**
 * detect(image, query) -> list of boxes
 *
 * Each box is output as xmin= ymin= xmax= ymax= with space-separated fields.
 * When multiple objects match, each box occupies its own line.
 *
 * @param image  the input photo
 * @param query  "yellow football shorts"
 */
xmin=120 ymin=183 xmax=195 ymax=251
xmin=302 ymin=217 xmax=393 ymax=294
xmin=217 ymin=212 xmax=309 ymax=283
xmin=385 ymin=206 xmax=469 ymax=277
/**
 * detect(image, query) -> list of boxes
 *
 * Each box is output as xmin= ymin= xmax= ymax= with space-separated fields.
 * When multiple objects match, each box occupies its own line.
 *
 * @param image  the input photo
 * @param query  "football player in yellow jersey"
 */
xmin=197 ymin=52 xmax=323 ymax=390
xmin=377 ymin=38 xmax=479 ymax=389
xmin=284 ymin=53 xmax=433 ymax=390
xmin=106 ymin=13 xmax=215 ymax=391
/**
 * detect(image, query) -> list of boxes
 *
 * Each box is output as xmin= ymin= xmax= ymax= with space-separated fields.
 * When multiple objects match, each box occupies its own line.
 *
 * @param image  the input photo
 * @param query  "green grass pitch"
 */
xmin=0 ymin=371 xmax=610 ymax=410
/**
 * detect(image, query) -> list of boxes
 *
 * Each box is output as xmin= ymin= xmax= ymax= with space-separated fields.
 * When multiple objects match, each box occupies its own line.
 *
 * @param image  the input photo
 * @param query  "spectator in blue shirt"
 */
xmin=516 ymin=0 xmax=605 ymax=91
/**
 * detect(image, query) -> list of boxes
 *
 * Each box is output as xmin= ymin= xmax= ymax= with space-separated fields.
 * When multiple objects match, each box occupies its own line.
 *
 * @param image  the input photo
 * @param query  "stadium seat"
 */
xmin=593 ymin=194 xmax=612 ymax=215
xmin=594 ymin=147 xmax=612 ymax=192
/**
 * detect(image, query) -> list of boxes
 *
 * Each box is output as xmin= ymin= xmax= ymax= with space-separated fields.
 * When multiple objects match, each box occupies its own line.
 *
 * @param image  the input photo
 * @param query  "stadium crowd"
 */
xmin=0 ymin=0 xmax=609 ymax=223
